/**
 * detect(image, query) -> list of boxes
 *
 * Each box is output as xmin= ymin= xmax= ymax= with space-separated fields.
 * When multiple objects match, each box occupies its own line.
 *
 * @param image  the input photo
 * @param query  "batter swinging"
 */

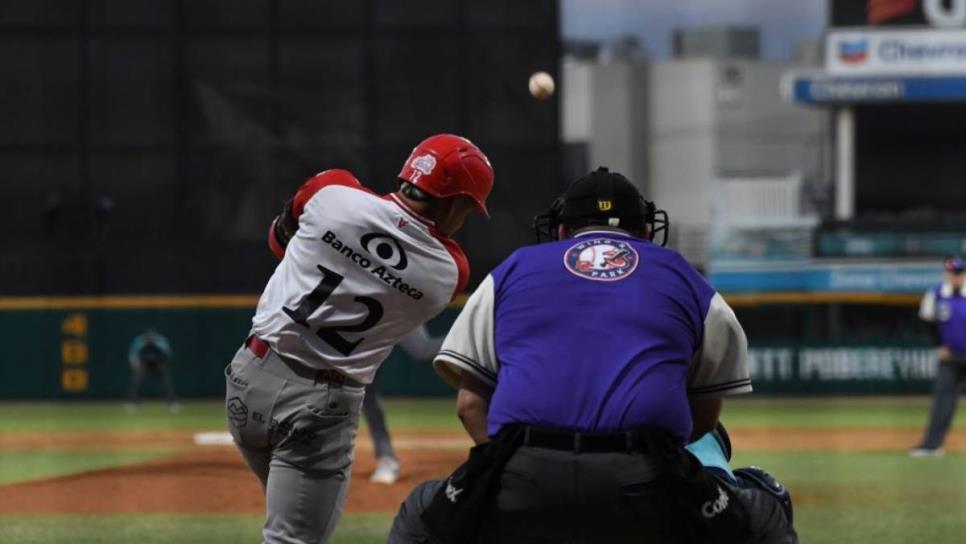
xmin=224 ymin=134 xmax=493 ymax=544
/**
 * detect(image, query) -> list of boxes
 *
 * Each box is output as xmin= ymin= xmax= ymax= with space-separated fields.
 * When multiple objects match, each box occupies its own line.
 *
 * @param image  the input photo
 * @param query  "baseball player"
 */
xmin=126 ymin=328 xmax=179 ymax=413
xmin=224 ymin=134 xmax=493 ymax=544
xmin=910 ymin=256 xmax=966 ymax=457
xmin=388 ymin=167 xmax=795 ymax=543
xmin=366 ymin=324 xmax=445 ymax=485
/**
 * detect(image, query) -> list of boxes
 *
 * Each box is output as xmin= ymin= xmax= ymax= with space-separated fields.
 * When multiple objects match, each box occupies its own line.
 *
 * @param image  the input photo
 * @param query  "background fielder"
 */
xmin=126 ymin=328 xmax=179 ymax=413
xmin=910 ymin=256 xmax=966 ymax=457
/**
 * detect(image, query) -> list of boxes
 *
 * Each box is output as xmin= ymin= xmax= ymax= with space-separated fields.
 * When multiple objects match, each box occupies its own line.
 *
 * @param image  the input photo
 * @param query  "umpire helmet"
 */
xmin=398 ymin=134 xmax=494 ymax=217
xmin=532 ymin=167 xmax=669 ymax=245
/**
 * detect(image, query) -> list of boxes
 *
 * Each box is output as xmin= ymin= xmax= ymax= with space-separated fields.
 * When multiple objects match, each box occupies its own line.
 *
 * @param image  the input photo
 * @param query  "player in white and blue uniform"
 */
xmin=910 ymin=256 xmax=966 ymax=457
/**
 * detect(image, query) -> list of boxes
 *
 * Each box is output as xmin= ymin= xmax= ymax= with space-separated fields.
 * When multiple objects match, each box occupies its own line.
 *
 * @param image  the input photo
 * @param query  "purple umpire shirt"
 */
xmin=434 ymin=230 xmax=752 ymax=444
xmin=920 ymin=283 xmax=966 ymax=354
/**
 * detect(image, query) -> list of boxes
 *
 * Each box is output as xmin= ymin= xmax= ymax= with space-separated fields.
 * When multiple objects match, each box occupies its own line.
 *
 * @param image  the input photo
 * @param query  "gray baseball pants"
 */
xmin=225 ymin=344 xmax=365 ymax=544
xmin=918 ymin=358 xmax=966 ymax=449
xmin=363 ymin=380 xmax=396 ymax=460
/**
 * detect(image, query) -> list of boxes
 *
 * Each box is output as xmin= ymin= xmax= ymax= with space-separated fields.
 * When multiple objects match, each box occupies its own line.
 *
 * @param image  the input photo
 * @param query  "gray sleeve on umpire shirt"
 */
xmin=688 ymin=293 xmax=753 ymax=397
xmin=433 ymin=275 xmax=498 ymax=389
xmin=919 ymin=288 xmax=936 ymax=322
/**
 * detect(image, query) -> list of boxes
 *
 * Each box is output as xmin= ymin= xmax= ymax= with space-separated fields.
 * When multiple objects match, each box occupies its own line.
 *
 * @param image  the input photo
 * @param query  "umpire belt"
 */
xmin=244 ymin=335 xmax=364 ymax=388
xmin=522 ymin=426 xmax=676 ymax=455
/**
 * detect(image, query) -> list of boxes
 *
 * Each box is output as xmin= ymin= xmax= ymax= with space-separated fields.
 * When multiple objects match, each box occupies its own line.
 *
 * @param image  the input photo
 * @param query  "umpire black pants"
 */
xmin=485 ymin=445 xmax=684 ymax=543
xmin=389 ymin=445 xmax=796 ymax=544
xmin=393 ymin=444 xmax=697 ymax=544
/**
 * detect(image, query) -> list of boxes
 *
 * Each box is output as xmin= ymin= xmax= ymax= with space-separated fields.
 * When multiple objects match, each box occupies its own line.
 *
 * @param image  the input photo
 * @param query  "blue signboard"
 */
xmin=789 ymin=73 xmax=966 ymax=104
xmin=817 ymin=231 xmax=966 ymax=258
xmin=708 ymin=261 xmax=940 ymax=294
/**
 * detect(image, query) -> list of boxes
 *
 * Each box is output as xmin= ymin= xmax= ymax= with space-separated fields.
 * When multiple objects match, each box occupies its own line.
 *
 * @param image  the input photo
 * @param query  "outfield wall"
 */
xmin=0 ymin=297 xmax=456 ymax=400
xmin=0 ymin=296 xmax=938 ymax=399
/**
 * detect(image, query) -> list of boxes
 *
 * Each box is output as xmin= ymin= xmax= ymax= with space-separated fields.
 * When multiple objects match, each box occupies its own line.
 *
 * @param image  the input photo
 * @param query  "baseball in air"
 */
xmin=528 ymin=71 xmax=555 ymax=100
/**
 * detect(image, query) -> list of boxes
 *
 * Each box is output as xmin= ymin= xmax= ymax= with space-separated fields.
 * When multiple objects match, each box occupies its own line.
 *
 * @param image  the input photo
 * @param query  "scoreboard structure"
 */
xmin=784 ymin=0 xmax=966 ymax=220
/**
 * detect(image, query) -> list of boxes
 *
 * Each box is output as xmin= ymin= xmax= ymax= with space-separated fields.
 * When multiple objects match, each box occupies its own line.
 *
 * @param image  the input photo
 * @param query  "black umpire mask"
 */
xmin=532 ymin=167 xmax=669 ymax=245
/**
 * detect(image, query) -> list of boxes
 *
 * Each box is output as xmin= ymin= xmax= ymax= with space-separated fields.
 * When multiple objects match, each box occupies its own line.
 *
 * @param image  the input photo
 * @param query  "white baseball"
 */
xmin=528 ymin=71 xmax=555 ymax=100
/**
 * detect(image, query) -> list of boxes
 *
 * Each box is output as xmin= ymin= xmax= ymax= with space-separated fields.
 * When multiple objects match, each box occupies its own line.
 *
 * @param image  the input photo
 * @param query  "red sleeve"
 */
xmin=438 ymin=237 xmax=470 ymax=300
xmin=268 ymin=169 xmax=368 ymax=259
xmin=292 ymin=169 xmax=366 ymax=218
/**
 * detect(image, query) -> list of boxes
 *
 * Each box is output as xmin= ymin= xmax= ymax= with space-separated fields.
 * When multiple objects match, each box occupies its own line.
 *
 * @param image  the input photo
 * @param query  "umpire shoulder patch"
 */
xmin=564 ymin=237 xmax=639 ymax=282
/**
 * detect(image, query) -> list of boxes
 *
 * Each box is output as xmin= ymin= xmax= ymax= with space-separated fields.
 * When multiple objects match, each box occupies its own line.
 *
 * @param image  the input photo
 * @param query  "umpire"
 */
xmin=910 ymin=256 xmax=966 ymax=457
xmin=389 ymin=168 xmax=795 ymax=543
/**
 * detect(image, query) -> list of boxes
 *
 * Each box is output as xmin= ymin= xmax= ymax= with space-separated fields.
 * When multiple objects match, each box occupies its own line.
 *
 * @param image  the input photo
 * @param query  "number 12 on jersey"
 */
xmin=283 ymin=264 xmax=384 ymax=356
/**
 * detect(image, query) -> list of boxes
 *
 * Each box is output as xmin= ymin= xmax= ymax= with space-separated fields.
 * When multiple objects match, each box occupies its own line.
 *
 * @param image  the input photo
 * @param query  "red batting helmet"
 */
xmin=398 ymin=134 xmax=494 ymax=217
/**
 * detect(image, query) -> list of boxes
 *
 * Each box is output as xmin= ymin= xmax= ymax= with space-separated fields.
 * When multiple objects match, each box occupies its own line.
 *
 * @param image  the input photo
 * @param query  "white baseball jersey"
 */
xmin=252 ymin=169 xmax=468 ymax=384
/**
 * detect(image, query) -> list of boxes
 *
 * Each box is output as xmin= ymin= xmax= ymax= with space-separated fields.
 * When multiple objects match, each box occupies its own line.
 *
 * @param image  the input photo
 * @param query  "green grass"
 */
xmin=0 ymin=396 xmax=954 ymax=433
xmin=722 ymin=396 xmax=961 ymax=429
xmin=0 ymin=402 xmax=229 ymax=432
xmin=0 ymin=398 xmax=465 ymax=433
xmin=1 ymin=397 xmax=965 ymax=543
xmin=0 ymin=450 xmax=175 ymax=485
xmin=0 ymin=513 xmax=391 ymax=544
xmin=371 ymin=397 xmax=463 ymax=430
xmin=730 ymin=451 xmax=966 ymax=544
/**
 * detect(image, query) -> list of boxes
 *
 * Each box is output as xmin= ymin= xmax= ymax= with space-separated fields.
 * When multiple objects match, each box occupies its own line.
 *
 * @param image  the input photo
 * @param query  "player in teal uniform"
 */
xmin=126 ymin=328 xmax=179 ymax=413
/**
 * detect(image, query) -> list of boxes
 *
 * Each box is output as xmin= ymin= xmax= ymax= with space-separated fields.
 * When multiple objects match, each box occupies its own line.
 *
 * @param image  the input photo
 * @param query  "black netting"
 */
xmin=0 ymin=0 xmax=560 ymax=294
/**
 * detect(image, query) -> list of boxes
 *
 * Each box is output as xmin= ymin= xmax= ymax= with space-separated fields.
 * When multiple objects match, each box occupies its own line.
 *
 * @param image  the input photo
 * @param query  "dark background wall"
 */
xmin=855 ymin=104 xmax=966 ymax=216
xmin=0 ymin=0 xmax=561 ymax=294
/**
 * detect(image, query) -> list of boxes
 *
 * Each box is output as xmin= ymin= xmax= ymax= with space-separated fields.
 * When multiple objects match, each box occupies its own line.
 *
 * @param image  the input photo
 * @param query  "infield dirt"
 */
xmin=0 ymin=428 xmax=962 ymax=514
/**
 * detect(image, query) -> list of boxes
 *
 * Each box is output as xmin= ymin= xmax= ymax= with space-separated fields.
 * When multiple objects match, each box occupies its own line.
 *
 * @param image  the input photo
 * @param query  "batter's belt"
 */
xmin=244 ymin=335 xmax=364 ymax=388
